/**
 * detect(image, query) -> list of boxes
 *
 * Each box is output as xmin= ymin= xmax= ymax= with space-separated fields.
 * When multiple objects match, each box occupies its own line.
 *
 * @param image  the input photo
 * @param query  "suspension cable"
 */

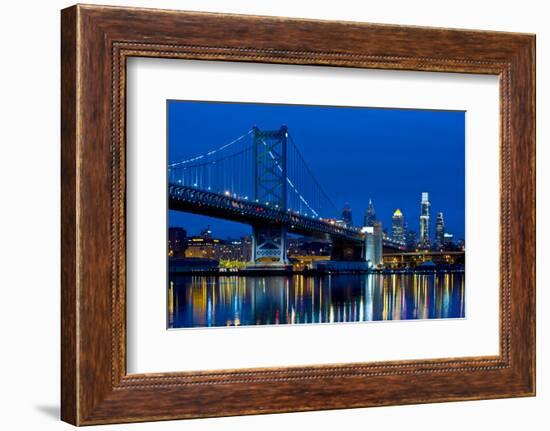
xmin=168 ymin=129 xmax=253 ymax=168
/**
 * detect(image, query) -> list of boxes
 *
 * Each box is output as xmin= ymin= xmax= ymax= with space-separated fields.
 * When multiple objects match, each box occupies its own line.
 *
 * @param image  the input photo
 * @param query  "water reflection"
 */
xmin=168 ymin=272 xmax=465 ymax=329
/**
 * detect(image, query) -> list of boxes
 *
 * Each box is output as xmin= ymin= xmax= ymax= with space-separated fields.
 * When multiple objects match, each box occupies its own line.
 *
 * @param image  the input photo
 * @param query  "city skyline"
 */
xmin=170 ymin=192 xmax=463 ymax=244
xmin=168 ymin=100 xmax=465 ymax=241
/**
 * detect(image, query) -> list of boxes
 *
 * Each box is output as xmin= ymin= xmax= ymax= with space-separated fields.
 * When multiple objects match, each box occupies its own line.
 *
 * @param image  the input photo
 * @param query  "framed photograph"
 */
xmin=61 ymin=4 xmax=535 ymax=425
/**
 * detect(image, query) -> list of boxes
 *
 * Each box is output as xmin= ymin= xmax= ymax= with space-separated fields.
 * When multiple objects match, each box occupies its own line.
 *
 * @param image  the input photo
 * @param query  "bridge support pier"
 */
xmin=330 ymin=240 xmax=365 ymax=262
xmin=248 ymin=225 xmax=290 ymax=268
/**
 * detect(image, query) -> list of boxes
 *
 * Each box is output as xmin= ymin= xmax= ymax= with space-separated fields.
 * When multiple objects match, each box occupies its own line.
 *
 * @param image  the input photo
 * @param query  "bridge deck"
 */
xmin=168 ymin=184 xmax=364 ymax=242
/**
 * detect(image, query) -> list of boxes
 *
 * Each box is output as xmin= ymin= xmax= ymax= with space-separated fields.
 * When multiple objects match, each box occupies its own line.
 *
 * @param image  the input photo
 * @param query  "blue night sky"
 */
xmin=167 ymin=100 xmax=465 ymax=241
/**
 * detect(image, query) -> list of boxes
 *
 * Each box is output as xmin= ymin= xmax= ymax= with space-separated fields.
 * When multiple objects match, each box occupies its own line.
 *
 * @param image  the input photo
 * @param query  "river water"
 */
xmin=167 ymin=271 xmax=465 ymax=328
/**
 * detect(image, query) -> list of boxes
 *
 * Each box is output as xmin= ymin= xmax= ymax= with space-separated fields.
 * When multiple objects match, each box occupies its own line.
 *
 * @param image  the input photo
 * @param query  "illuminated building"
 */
xmin=200 ymin=225 xmax=213 ymax=239
xmin=435 ymin=212 xmax=445 ymax=249
xmin=382 ymin=250 xmax=464 ymax=269
xmin=364 ymin=198 xmax=376 ymax=227
xmin=287 ymin=238 xmax=331 ymax=257
xmin=443 ymin=232 xmax=455 ymax=249
xmin=184 ymin=235 xmax=252 ymax=263
xmin=341 ymin=203 xmax=353 ymax=226
xmin=419 ymin=192 xmax=431 ymax=248
xmin=185 ymin=236 xmax=218 ymax=259
xmin=168 ymin=227 xmax=187 ymax=257
xmin=406 ymin=228 xmax=417 ymax=250
xmin=391 ymin=209 xmax=405 ymax=245
xmin=217 ymin=238 xmax=251 ymax=262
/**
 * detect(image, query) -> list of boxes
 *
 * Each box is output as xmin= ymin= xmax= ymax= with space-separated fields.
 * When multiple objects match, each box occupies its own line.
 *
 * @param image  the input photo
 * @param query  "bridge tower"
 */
xmin=249 ymin=126 xmax=290 ymax=266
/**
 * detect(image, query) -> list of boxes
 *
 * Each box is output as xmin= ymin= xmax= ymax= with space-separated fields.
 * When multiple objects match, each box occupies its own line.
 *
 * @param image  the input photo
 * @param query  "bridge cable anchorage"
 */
xmin=168 ymin=129 xmax=254 ymax=168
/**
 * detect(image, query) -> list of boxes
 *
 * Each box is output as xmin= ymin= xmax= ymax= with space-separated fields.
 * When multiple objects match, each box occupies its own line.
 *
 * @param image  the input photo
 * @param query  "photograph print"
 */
xmin=167 ymin=100 xmax=465 ymax=329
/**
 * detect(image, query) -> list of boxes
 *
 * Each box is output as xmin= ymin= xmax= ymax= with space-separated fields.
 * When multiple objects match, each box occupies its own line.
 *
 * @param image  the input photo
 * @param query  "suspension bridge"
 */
xmin=168 ymin=126 xmax=401 ymax=269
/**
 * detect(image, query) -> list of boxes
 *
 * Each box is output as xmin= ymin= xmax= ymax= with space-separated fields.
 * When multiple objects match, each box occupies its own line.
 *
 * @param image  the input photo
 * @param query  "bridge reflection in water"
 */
xmin=168 ymin=272 xmax=465 ymax=329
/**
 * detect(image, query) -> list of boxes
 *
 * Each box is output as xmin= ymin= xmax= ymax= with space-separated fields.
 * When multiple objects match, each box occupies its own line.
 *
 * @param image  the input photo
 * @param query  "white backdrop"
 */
xmin=0 ymin=0 xmax=547 ymax=430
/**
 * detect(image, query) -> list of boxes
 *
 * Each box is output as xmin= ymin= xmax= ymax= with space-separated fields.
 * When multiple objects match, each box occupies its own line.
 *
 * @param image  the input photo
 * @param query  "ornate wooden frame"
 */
xmin=61 ymin=4 xmax=535 ymax=425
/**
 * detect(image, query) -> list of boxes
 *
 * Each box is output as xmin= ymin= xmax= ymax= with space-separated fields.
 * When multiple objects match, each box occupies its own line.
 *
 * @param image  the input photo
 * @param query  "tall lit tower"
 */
xmin=419 ymin=192 xmax=431 ymax=248
xmin=392 ymin=209 xmax=405 ymax=244
xmin=342 ymin=203 xmax=353 ymax=226
xmin=364 ymin=198 xmax=376 ymax=227
xmin=435 ymin=212 xmax=445 ymax=249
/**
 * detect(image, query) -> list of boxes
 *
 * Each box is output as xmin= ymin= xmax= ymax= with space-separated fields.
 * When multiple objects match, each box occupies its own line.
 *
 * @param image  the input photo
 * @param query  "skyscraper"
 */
xmin=168 ymin=227 xmax=187 ymax=257
xmin=406 ymin=228 xmax=418 ymax=250
xmin=392 ymin=209 xmax=405 ymax=244
xmin=364 ymin=198 xmax=376 ymax=227
xmin=435 ymin=212 xmax=445 ymax=249
xmin=419 ymin=192 xmax=431 ymax=248
xmin=444 ymin=232 xmax=454 ymax=246
xmin=342 ymin=203 xmax=353 ymax=226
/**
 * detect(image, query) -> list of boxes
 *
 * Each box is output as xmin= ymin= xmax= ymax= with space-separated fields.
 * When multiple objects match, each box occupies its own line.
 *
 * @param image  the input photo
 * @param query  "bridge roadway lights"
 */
xmin=168 ymin=185 xmax=366 ymax=244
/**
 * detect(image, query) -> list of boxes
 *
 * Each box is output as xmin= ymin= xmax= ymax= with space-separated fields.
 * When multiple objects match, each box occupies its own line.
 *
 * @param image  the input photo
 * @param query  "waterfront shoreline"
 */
xmin=169 ymin=267 xmax=465 ymax=277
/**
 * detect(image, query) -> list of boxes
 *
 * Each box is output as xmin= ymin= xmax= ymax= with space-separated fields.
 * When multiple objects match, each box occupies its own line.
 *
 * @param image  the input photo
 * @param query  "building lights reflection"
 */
xmin=168 ymin=272 xmax=465 ymax=328
xmin=168 ymin=281 xmax=175 ymax=326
